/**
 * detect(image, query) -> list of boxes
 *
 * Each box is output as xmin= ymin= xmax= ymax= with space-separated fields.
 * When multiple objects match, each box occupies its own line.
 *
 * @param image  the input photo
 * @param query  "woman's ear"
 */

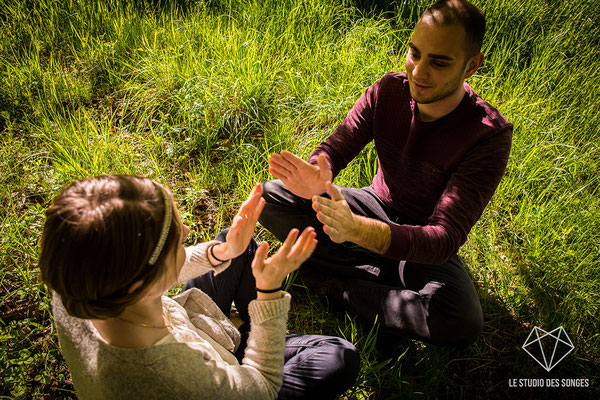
xmin=464 ymin=52 xmax=484 ymax=80
xmin=127 ymin=280 xmax=144 ymax=294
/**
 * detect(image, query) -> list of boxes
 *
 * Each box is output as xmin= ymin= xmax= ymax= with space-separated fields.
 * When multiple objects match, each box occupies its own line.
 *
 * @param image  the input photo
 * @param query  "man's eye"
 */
xmin=432 ymin=61 xmax=448 ymax=68
xmin=410 ymin=51 xmax=420 ymax=59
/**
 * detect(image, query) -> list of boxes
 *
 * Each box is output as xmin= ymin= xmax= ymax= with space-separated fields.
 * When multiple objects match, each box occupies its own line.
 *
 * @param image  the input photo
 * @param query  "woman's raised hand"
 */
xmin=251 ymin=227 xmax=318 ymax=296
xmin=211 ymin=183 xmax=265 ymax=262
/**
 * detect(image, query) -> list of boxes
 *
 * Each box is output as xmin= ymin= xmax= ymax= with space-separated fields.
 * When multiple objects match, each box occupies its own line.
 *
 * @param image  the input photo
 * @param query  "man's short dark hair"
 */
xmin=421 ymin=0 xmax=486 ymax=58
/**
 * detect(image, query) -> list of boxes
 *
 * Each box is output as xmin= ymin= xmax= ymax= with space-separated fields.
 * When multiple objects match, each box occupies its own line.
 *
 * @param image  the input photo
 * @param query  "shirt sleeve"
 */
xmin=307 ymin=81 xmax=379 ymax=179
xmin=384 ymin=127 xmax=513 ymax=264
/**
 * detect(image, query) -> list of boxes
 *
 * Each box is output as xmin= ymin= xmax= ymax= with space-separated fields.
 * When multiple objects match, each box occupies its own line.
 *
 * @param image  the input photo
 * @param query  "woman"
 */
xmin=39 ymin=175 xmax=359 ymax=399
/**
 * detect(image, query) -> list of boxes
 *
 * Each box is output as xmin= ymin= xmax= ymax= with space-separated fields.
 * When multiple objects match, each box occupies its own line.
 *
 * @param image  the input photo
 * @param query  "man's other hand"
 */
xmin=312 ymin=182 xmax=358 ymax=243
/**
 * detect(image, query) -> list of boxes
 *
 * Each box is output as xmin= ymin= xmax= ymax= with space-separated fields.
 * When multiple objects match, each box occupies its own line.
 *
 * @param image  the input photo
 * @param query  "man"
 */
xmin=259 ymin=0 xmax=512 ymax=347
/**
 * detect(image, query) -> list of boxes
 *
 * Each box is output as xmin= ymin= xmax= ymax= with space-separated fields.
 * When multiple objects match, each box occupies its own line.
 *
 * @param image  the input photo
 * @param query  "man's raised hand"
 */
xmin=268 ymin=151 xmax=332 ymax=199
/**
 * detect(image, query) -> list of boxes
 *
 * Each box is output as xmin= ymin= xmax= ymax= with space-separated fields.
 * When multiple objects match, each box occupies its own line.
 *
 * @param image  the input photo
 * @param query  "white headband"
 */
xmin=147 ymin=184 xmax=173 ymax=265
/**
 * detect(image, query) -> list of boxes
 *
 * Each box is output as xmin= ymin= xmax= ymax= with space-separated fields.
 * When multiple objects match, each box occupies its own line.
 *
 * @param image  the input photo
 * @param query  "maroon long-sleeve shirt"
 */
xmin=308 ymin=73 xmax=512 ymax=264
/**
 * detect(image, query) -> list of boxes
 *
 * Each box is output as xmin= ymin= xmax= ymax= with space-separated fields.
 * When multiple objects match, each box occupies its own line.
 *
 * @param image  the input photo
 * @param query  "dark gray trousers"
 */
xmin=259 ymin=180 xmax=483 ymax=347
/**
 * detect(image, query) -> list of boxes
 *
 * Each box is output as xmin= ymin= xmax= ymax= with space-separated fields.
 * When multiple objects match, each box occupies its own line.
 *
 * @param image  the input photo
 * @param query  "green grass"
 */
xmin=1 ymin=0 xmax=599 ymax=398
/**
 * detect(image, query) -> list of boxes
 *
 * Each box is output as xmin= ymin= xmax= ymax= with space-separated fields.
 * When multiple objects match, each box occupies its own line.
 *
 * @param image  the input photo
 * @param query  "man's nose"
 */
xmin=413 ymin=60 xmax=429 ymax=80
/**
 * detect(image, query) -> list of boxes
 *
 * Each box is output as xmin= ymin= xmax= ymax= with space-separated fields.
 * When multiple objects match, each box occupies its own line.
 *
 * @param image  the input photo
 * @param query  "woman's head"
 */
xmin=39 ymin=175 xmax=183 ymax=319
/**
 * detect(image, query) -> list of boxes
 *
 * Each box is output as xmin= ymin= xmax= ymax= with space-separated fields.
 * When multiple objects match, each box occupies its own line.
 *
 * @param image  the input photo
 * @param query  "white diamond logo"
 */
xmin=522 ymin=326 xmax=574 ymax=372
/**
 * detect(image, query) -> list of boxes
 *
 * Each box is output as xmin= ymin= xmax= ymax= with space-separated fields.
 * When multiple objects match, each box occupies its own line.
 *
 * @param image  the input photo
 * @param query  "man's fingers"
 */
xmin=268 ymin=165 xmax=289 ymax=181
xmin=280 ymin=150 xmax=306 ymax=168
xmin=317 ymin=154 xmax=331 ymax=178
xmin=312 ymin=195 xmax=334 ymax=210
xmin=313 ymin=197 xmax=337 ymax=220
xmin=316 ymin=211 xmax=336 ymax=227
xmin=326 ymin=181 xmax=344 ymax=202
xmin=323 ymin=225 xmax=340 ymax=241
xmin=269 ymin=154 xmax=295 ymax=177
xmin=270 ymin=153 xmax=296 ymax=172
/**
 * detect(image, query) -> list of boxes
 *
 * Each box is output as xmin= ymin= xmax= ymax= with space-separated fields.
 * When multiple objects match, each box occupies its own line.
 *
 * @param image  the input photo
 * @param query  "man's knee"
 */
xmin=258 ymin=180 xmax=282 ymax=229
xmin=259 ymin=180 xmax=315 ymax=237
xmin=438 ymin=300 xmax=483 ymax=348
xmin=261 ymin=179 xmax=286 ymax=203
xmin=383 ymin=289 xmax=484 ymax=347
xmin=455 ymin=303 xmax=484 ymax=347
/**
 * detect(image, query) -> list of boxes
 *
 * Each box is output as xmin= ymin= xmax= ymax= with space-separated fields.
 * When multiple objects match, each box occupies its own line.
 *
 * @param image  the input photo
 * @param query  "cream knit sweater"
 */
xmin=52 ymin=241 xmax=291 ymax=399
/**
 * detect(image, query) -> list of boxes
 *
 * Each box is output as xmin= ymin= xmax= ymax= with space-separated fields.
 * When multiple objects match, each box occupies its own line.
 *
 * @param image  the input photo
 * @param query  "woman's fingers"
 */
xmin=279 ymin=228 xmax=300 ymax=254
xmin=235 ymin=215 xmax=245 ymax=229
xmin=304 ymin=234 xmax=318 ymax=256
xmin=241 ymin=183 xmax=262 ymax=211
xmin=239 ymin=183 xmax=261 ymax=207
xmin=298 ymin=235 xmax=318 ymax=264
xmin=288 ymin=227 xmax=317 ymax=261
xmin=252 ymin=197 xmax=266 ymax=221
xmin=252 ymin=227 xmax=318 ymax=288
xmin=233 ymin=183 xmax=264 ymax=228
xmin=251 ymin=242 xmax=269 ymax=274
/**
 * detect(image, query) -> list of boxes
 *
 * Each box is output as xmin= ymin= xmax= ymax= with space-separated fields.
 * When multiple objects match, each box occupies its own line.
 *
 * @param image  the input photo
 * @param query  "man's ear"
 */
xmin=464 ymin=52 xmax=484 ymax=80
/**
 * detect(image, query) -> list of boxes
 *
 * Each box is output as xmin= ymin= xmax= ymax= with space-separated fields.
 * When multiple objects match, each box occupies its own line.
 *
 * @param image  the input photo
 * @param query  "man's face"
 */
xmin=405 ymin=16 xmax=470 ymax=104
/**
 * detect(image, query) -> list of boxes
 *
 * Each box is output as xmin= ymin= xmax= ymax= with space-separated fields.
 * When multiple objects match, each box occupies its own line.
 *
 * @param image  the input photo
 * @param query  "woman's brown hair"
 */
xmin=38 ymin=175 xmax=181 ymax=319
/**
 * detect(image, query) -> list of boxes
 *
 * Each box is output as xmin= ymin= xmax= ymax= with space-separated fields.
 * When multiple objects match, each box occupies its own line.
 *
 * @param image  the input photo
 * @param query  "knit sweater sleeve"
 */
xmin=239 ymin=294 xmax=291 ymax=396
xmin=177 ymin=240 xmax=231 ymax=284
xmin=162 ymin=294 xmax=292 ymax=399
xmin=147 ymin=294 xmax=291 ymax=399
xmin=307 ymin=81 xmax=378 ymax=178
